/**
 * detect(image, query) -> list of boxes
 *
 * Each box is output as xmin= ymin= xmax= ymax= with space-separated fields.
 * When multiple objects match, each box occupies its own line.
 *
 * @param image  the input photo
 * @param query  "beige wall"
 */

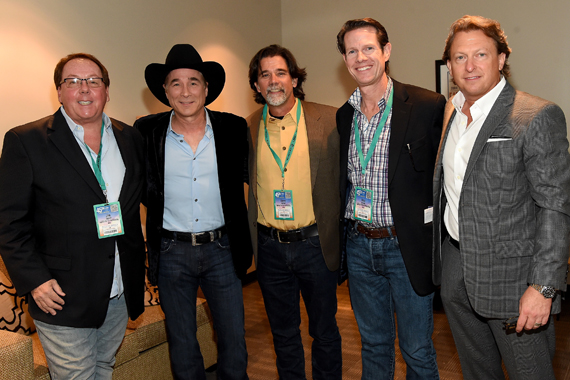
xmin=0 ymin=0 xmax=282 ymax=147
xmin=282 ymin=0 xmax=570 ymax=137
xmin=2 ymin=0 xmax=569 ymax=148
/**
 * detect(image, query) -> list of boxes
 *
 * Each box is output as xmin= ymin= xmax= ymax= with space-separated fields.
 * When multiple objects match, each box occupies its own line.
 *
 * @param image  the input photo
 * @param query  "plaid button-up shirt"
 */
xmin=344 ymin=78 xmax=394 ymax=227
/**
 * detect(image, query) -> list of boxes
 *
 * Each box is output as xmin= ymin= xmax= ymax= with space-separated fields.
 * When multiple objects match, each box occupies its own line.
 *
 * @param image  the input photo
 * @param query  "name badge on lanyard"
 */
xmin=352 ymin=89 xmax=393 ymax=224
xmin=263 ymin=99 xmax=302 ymax=221
xmin=353 ymin=186 xmax=373 ymax=222
xmin=94 ymin=202 xmax=125 ymax=238
xmin=274 ymin=190 xmax=294 ymax=220
xmin=88 ymin=120 xmax=125 ymax=238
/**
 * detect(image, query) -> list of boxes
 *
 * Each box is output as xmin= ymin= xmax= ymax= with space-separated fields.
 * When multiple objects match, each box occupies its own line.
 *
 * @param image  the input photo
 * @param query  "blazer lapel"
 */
xmin=248 ymin=108 xmax=263 ymax=201
xmin=112 ymin=121 xmax=131 ymax=203
xmin=47 ymin=109 xmax=106 ymax=201
xmin=388 ymin=81 xmax=411 ymax=184
xmin=151 ymin=113 xmax=169 ymax=193
xmin=302 ymin=101 xmax=323 ymax=190
xmin=462 ymin=82 xmax=515 ymax=185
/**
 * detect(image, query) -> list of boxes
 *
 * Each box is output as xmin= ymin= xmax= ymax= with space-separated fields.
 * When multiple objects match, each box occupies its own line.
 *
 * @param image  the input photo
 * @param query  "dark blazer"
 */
xmin=247 ymin=101 xmax=341 ymax=271
xmin=432 ymin=81 xmax=570 ymax=317
xmin=338 ymin=79 xmax=446 ymax=296
xmin=0 ymin=109 xmax=146 ymax=327
xmin=134 ymin=109 xmax=253 ymax=284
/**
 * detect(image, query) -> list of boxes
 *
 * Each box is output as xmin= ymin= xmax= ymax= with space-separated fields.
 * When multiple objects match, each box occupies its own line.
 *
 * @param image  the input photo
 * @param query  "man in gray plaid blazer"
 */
xmin=433 ymin=15 xmax=570 ymax=380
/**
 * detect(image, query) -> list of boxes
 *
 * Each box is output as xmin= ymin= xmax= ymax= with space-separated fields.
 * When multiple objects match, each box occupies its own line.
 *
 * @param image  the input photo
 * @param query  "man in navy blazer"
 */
xmin=336 ymin=18 xmax=445 ymax=379
xmin=433 ymin=15 xmax=570 ymax=379
xmin=0 ymin=53 xmax=145 ymax=379
xmin=135 ymin=44 xmax=252 ymax=380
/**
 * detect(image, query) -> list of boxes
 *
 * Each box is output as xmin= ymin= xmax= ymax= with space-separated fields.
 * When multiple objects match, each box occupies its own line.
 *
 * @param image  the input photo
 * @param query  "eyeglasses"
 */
xmin=60 ymin=77 xmax=105 ymax=89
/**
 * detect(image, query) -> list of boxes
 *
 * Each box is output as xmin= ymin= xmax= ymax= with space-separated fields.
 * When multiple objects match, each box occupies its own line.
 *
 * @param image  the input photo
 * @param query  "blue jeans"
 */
xmin=256 ymin=230 xmax=342 ymax=380
xmin=346 ymin=223 xmax=439 ymax=380
xmin=35 ymin=295 xmax=128 ymax=380
xmin=158 ymin=234 xmax=248 ymax=380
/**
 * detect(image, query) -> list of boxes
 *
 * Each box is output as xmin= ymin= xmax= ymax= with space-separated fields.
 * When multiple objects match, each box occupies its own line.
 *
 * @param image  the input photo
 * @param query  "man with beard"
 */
xmin=246 ymin=44 xmax=342 ymax=380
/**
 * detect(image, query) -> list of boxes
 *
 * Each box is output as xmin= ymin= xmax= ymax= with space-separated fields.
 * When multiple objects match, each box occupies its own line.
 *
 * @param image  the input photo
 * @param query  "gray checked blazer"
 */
xmin=432 ymin=81 xmax=570 ymax=318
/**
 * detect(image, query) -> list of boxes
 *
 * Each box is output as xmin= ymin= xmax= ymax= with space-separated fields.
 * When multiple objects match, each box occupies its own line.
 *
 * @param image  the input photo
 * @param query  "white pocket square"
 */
xmin=487 ymin=136 xmax=512 ymax=142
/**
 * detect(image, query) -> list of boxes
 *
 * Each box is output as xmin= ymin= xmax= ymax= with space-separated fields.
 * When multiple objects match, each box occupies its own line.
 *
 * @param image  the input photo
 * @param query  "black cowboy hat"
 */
xmin=145 ymin=44 xmax=226 ymax=107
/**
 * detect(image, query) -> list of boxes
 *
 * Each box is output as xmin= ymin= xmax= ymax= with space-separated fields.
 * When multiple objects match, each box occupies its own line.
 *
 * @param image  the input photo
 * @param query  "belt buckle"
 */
xmin=276 ymin=231 xmax=290 ymax=244
xmin=209 ymin=231 xmax=215 ymax=242
xmin=191 ymin=233 xmax=197 ymax=246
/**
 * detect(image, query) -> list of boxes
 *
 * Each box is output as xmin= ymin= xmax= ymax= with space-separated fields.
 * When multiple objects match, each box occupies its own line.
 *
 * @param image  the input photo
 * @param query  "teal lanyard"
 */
xmin=354 ymin=90 xmax=393 ymax=175
xmin=263 ymin=98 xmax=302 ymax=189
xmin=84 ymin=121 xmax=107 ymax=200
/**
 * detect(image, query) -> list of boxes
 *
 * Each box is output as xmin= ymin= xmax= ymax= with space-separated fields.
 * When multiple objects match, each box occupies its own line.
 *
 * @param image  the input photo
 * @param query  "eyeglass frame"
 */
xmin=59 ymin=77 xmax=106 ymax=88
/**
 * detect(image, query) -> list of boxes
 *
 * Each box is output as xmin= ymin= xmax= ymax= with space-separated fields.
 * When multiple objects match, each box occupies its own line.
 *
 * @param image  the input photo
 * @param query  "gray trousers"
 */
xmin=440 ymin=237 xmax=556 ymax=380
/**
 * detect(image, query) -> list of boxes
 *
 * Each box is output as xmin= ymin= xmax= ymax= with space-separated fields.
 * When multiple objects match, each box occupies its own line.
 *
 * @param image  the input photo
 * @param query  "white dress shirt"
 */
xmin=61 ymin=106 xmax=126 ymax=298
xmin=442 ymin=77 xmax=506 ymax=241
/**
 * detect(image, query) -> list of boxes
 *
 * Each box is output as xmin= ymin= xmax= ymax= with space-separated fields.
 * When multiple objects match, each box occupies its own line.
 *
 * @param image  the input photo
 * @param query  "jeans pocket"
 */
xmin=215 ymin=235 xmax=231 ymax=249
xmin=306 ymin=235 xmax=322 ymax=248
xmin=160 ymin=238 xmax=175 ymax=254
xmin=258 ymin=233 xmax=272 ymax=247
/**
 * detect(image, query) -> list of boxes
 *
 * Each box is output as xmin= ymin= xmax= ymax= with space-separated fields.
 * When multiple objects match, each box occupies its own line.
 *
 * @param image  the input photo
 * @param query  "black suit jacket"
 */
xmin=134 ymin=109 xmax=253 ymax=284
xmin=0 ymin=109 xmax=146 ymax=327
xmin=338 ymin=79 xmax=445 ymax=296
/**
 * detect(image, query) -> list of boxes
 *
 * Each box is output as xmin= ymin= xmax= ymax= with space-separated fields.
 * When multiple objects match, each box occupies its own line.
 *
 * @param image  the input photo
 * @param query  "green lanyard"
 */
xmin=84 ymin=121 xmax=107 ymax=200
xmin=263 ymin=98 xmax=302 ymax=189
xmin=354 ymin=90 xmax=393 ymax=175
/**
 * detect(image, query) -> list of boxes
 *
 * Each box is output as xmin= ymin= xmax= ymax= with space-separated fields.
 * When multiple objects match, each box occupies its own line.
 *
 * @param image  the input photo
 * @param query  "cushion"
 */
xmin=0 ymin=270 xmax=35 ymax=334
xmin=144 ymin=275 xmax=160 ymax=306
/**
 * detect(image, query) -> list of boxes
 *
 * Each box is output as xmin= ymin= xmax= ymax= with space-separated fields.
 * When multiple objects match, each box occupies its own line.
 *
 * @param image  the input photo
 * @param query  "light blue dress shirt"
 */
xmin=162 ymin=110 xmax=225 ymax=233
xmin=61 ymin=106 xmax=125 ymax=298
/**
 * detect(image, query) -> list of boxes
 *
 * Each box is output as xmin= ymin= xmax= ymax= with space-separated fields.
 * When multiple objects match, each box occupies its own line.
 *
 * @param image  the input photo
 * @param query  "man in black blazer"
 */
xmin=0 ymin=53 xmax=145 ymax=379
xmin=135 ymin=44 xmax=252 ymax=380
xmin=336 ymin=19 xmax=445 ymax=379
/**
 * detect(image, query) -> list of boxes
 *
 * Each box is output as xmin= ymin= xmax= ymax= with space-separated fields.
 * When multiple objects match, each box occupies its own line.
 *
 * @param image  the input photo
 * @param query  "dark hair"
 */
xmin=248 ymin=44 xmax=306 ymax=105
xmin=442 ymin=15 xmax=511 ymax=78
xmin=337 ymin=18 xmax=390 ymax=75
xmin=54 ymin=53 xmax=110 ymax=89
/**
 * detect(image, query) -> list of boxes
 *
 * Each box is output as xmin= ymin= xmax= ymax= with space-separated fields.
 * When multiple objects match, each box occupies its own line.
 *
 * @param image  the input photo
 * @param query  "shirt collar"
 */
xmin=60 ymin=106 xmax=111 ymax=133
xmin=348 ymin=77 xmax=393 ymax=114
xmin=452 ymin=76 xmax=507 ymax=118
xmin=167 ymin=108 xmax=213 ymax=138
xmin=268 ymin=98 xmax=300 ymax=124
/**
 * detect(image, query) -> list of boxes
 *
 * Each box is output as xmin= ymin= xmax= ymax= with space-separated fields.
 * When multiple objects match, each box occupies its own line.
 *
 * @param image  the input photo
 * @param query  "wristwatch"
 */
xmin=530 ymin=284 xmax=556 ymax=299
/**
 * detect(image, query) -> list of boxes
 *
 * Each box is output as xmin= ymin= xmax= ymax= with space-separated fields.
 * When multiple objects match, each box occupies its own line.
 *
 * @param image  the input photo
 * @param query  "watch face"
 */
xmin=542 ymin=286 xmax=556 ymax=298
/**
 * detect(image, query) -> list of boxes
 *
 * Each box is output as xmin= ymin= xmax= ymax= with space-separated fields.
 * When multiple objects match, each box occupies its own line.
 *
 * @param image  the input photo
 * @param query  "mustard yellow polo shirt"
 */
xmin=256 ymin=100 xmax=315 ymax=230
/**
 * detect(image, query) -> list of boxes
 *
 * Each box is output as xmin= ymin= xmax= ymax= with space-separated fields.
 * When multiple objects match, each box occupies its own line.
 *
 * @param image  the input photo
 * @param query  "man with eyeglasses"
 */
xmin=0 ymin=53 xmax=145 ymax=379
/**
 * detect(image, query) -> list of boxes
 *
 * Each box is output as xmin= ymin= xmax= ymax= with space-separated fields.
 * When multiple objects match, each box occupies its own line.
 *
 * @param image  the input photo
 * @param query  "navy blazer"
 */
xmin=134 ymin=109 xmax=253 ymax=284
xmin=338 ymin=79 xmax=446 ymax=296
xmin=0 ymin=109 xmax=146 ymax=327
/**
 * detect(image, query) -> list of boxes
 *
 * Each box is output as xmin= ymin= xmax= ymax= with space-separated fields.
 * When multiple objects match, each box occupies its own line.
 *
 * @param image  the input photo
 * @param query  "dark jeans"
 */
xmin=158 ymin=234 xmax=248 ymax=380
xmin=256 ymin=229 xmax=342 ymax=380
xmin=346 ymin=222 xmax=439 ymax=380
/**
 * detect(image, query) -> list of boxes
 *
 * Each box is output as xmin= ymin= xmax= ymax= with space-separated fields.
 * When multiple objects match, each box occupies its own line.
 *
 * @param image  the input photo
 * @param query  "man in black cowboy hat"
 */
xmin=134 ymin=44 xmax=252 ymax=380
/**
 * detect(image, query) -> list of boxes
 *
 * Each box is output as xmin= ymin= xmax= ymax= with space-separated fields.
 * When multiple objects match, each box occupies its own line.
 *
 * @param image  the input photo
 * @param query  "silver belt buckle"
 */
xmin=209 ymin=231 xmax=215 ymax=242
xmin=191 ymin=233 xmax=197 ymax=246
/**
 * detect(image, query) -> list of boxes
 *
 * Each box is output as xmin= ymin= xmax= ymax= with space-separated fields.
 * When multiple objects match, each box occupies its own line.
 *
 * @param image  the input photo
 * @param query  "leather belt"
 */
xmin=449 ymin=236 xmax=460 ymax=250
xmin=353 ymin=221 xmax=396 ymax=239
xmin=161 ymin=226 xmax=226 ymax=246
xmin=258 ymin=223 xmax=318 ymax=244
